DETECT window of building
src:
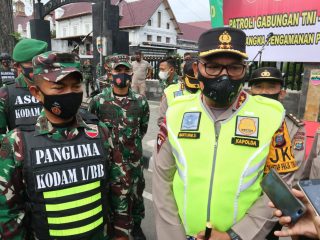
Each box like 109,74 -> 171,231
167,23 -> 170,29
166,37 -> 170,43
157,36 -> 162,42
147,35 -> 152,41
73,25 -> 78,36
158,11 -> 161,28
63,27 -> 67,37
148,19 -> 152,26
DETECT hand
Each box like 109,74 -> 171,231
268,188 -> 320,239
196,229 -> 231,240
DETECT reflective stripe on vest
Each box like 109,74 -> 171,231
22,128 -> 108,239
167,93 -> 284,235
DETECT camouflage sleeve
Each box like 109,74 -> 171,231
0,129 -> 26,239
0,87 -> 8,134
140,97 -> 150,138
88,96 -> 100,117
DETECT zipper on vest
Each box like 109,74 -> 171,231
206,134 -> 219,224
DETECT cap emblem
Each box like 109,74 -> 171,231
261,70 -> 271,77
218,31 -> 232,49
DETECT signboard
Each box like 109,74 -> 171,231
224,0 -> 320,62
96,36 -> 107,56
310,69 -> 320,86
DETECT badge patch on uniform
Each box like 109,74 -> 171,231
293,138 -> 304,151
181,112 -> 201,131
178,132 -> 200,139
235,116 -> 259,138
157,134 -> 165,153
275,133 -> 286,147
174,90 -> 183,98
85,124 -> 99,138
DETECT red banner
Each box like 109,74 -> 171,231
223,0 -> 320,62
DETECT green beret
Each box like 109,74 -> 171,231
13,38 -> 48,63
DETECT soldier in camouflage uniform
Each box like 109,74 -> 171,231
0,51 -> 121,240
96,56 -> 113,92
88,54 -> 150,240
0,53 -> 16,86
82,59 -> 95,97
0,39 -> 47,137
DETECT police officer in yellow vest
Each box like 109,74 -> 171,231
249,67 -> 306,184
152,27 -> 298,240
157,58 -> 200,126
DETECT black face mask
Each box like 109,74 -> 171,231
112,73 -> 132,88
253,93 -> 280,101
21,66 -> 33,81
198,72 -> 244,106
39,89 -> 83,119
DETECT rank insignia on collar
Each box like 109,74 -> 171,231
181,112 -> 201,131
85,124 -> 99,138
174,90 -> 183,98
235,116 -> 259,138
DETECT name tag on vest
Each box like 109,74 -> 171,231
34,160 -> 105,192
31,142 -> 104,168
15,106 -> 41,119
232,137 -> 259,148
178,132 -> 200,139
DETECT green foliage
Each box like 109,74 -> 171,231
10,32 -> 22,43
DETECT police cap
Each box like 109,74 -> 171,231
198,27 -> 248,59
249,67 -> 284,86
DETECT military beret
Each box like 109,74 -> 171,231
249,67 -> 284,86
33,51 -> 82,82
13,38 -> 48,63
198,27 -> 248,59
109,54 -> 132,69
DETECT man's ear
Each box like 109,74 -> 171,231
29,85 -> 43,103
192,62 -> 198,78
279,89 -> 286,101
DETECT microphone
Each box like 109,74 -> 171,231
266,32 -> 274,41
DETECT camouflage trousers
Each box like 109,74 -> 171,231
110,150 -> 145,238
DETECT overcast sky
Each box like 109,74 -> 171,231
39,0 -> 211,23
167,0 -> 211,23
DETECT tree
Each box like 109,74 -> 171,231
0,0 -> 15,54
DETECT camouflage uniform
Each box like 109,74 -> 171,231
0,73 -> 41,137
0,111 -> 114,240
88,87 -> 150,237
82,61 -> 94,97
159,72 -> 179,91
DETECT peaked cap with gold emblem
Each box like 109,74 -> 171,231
198,27 -> 248,59
249,67 -> 284,86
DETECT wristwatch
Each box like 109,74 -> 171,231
226,229 -> 242,240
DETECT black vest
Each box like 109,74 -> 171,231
7,84 -> 42,130
0,68 -> 15,86
22,126 -> 109,240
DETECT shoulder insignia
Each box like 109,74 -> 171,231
85,124 -> 99,138
286,113 -> 305,127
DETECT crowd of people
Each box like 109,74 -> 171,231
0,26 -> 318,240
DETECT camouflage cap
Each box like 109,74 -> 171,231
33,51 -> 82,82
109,54 -> 132,69
13,38 -> 48,63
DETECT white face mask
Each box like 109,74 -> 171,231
158,70 -> 170,81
